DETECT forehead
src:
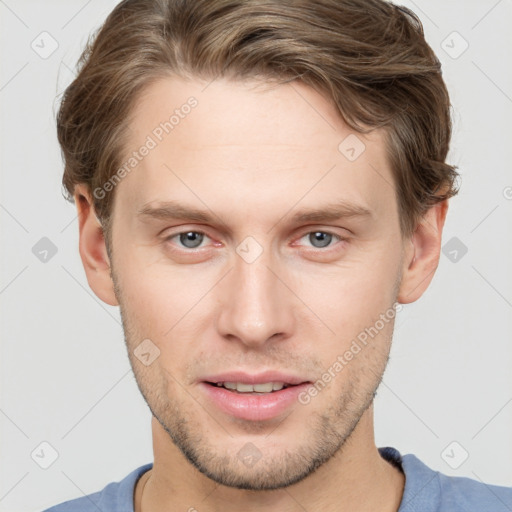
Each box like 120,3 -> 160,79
116,75 -> 396,226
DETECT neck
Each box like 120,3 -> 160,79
135,406 -> 404,512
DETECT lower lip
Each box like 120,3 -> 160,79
199,382 -> 310,421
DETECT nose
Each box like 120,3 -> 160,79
216,246 -> 295,348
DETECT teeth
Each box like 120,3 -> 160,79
216,382 -> 287,393
253,382 -> 274,393
236,382 -> 255,392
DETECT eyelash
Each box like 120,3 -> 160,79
163,230 -> 346,251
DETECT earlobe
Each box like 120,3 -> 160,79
397,200 -> 449,304
74,184 -> 119,307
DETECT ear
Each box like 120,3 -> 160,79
74,183 -> 118,306
397,199 -> 449,304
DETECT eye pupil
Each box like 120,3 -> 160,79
179,231 -> 204,248
309,231 -> 332,248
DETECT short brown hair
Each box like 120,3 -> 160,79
57,0 -> 459,248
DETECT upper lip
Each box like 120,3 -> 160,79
200,371 -> 311,386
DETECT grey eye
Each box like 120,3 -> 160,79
308,231 -> 333,248
179,231 -> 205,249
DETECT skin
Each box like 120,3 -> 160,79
74,76 -> 448,512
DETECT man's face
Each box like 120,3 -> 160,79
109,76 -> 406,490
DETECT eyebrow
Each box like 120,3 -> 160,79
137,201 -> 213,223
289,201 -> 372,223
136,199 -> 373,225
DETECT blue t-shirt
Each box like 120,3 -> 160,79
42,447 -> 512,511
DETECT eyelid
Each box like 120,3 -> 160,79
293,224 -> 350,239
164,229 -> 207,238
293,230 -> 346,248
162,227 -> 348,251
163,228 -> 215,250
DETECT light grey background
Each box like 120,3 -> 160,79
1,1 -> 511,511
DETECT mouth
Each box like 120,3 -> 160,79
204,381 -> 297,394
198,372 -> 312,421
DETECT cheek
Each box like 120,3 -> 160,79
117,257 -> 219,373
117,252 -> 196,326
286,249 -> 401,382
117,231 -> 402,350
296,254 -> 400,331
